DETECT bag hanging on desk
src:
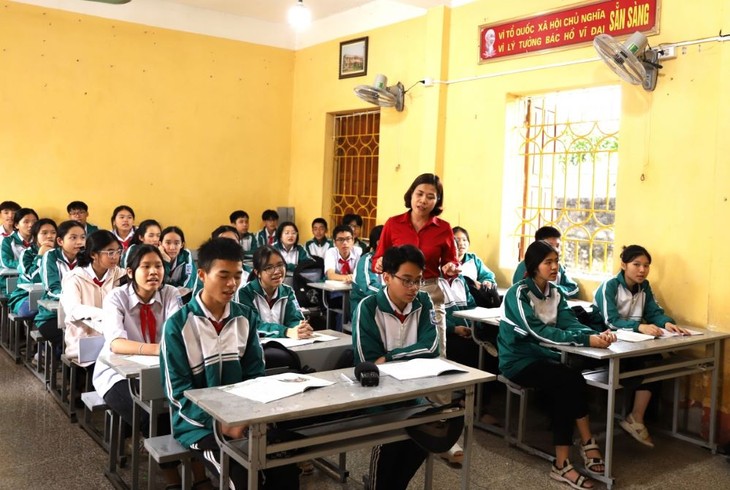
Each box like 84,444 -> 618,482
293,257 -> 324,308
464,277 -> 501,309
405,403 -> 464,453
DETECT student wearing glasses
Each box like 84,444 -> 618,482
237,245 -> 312,339
66,201 -> 99,235
352,244 -> 437,490
324,224 -> 361,282
61,230 -> 126,358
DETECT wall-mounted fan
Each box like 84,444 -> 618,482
594,32 -> 662,91
354,74 -> 405,112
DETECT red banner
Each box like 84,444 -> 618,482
479,0 -> 660,63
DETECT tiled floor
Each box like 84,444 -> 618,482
0,350 -> 729,489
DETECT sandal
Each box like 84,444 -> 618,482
439,443 -> 464,466
579,438 -> 605,475
619,414 -> 654,448
550,459 -> 593,489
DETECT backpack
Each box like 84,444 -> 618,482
292,257 -> 324,308
464,276 -> 501,309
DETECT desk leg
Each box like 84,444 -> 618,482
461,384 -> 475,490
709,340 -> 720,453
249,423 -> 266,490
130,390 -> 140,490
603,358 -> 619,488
321,290 -> 331,330
213,424 -> 230,490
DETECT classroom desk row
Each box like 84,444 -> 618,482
453,305 -> 730,489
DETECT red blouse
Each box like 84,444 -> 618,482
373,211 -> 458,279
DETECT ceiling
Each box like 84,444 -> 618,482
14,0 -> 474,49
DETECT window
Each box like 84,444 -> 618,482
330,110 -> 380,236
501,86 -> 621,275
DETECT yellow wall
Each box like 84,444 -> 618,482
4,0 -> 730,435
0,2 -> 294,247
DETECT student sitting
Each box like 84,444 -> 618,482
159,226 -> 197,292
352,244 -> 437,490
92,245 -> 208,488
7,218 -> 57,317
272,221 -> 311,287
342,213 -> 369,254
229,209 -> 256,260
1,207 -> 38,271
110,205 -> 136,251
512,226 -> 579,298
66,200 -> 99,235
304,217 -> 333,259
122,219 -> 162,268
324,224 -> 361,283
453,226 -> 498,290
238,245 -> 312,339
499,240 -> 613,490
34,220 -> 87,351
62,231 -> 126,359
0,200 -> 21,295
350,225 -> 383,311
592,244 -> 688,448
161,238 -> 299,489
256,209 -> 279,248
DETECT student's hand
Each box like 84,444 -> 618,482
158,245 -> 171,263
296,320 -> 314,339
664,322 -> 689,335
599,329 -> 617,343
638,324 -> 662,337
374,257 -> 383,274
482,281 -> 494,290
38,243 -> 54,255
589,335 -> 611,349
441,262 -> 460,277
454,326 -> 472,338
218,422 -> 247,440
344,274 -> 353,283
473,281 -> 482,290
374,356 -> 387,365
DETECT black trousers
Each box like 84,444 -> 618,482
369,439 -> 427,490
104,379 -> 171,439
37,318 -> 63,346
190,434 -> 299,490
510,359 -> 589,446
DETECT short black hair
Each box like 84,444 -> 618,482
0,201 -> 21,212
332,224 -> 353,240
382,245 -> 425,275
66,201 -> 88,213
211,225 -> 240,240
197,238 -> 244,272
524,240 -> 558,278
342,213 -> 363,227
621,245 -> 652,264
132,219 -> 162,245
452,226 -> 470,242
57,220 -> 85,240
78,230 -> 119,267
30,218 -> 57,243
262,209 -> 279,221
161,226 -> 186,244
535,226 -> 561,241
229,210 -> 249,223
251,245 -> 286,279
13,208 -> 38,226
311,217 -> 328,230
110,205 -> 135,227
403,173 -> 444,216
275,221 -> 299,246
369,225 -> 384,253
126,244 -> 165,294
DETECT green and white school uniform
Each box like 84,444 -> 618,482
304,237 -> 333,259
7,245 -> 43,314
34,248 -> 78,327
460,252 -> 497,287
164,249 -> 198,290
237,280 -> 304,338
239,232 -> 257,259
0,231 -> 30,270
512,260 -> 579,298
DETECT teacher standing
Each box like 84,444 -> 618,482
373,173 -> 460,357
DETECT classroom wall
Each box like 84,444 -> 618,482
0,1 -> 294,247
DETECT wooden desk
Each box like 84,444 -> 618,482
186,362 -> 494,490
306,281 -> 352,332
546,328 -> 730,489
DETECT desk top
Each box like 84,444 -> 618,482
545,327 -> 730,360
307,281 -> 353,292
38,299 -> 59,311
100,353 -> 159,379
185,361 -> 494,427
0,268 -> 19,277
18,283 -> 44,292
453,307 -> 501,323
567,299 -> 593,311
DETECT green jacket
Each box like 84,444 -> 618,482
591,271 -> 674,332
160,294 -> 265,448
512,260 -> 579,298
0,231 -> 29,270
165,248 -> 197,290
352,288 -> 439,364
34,248 -> 78,326
8,244 -> 43,313
439,276 -> 476,334
460,252 -> 497,286
498,277 -> 598,380
350,252 -> 382,309
237,279 -> 304,337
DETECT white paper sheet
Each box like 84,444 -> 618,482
377,358 -> 468,381
221,373 -> 333,403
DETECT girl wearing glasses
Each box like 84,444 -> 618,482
237,245 -> 312,339
61,230 -> 127,359
159,226 -> 198,292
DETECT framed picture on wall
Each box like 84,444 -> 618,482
339,37 -> 368,79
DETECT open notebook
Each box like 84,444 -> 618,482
220,372 -> 333,403
377,358 -> 468,381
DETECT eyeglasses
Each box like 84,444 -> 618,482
335,237 -> 353,243
393,274 -> 425,289
262,263 -> 286,274
68,210 -> 87,216
99,249 -> 123,258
